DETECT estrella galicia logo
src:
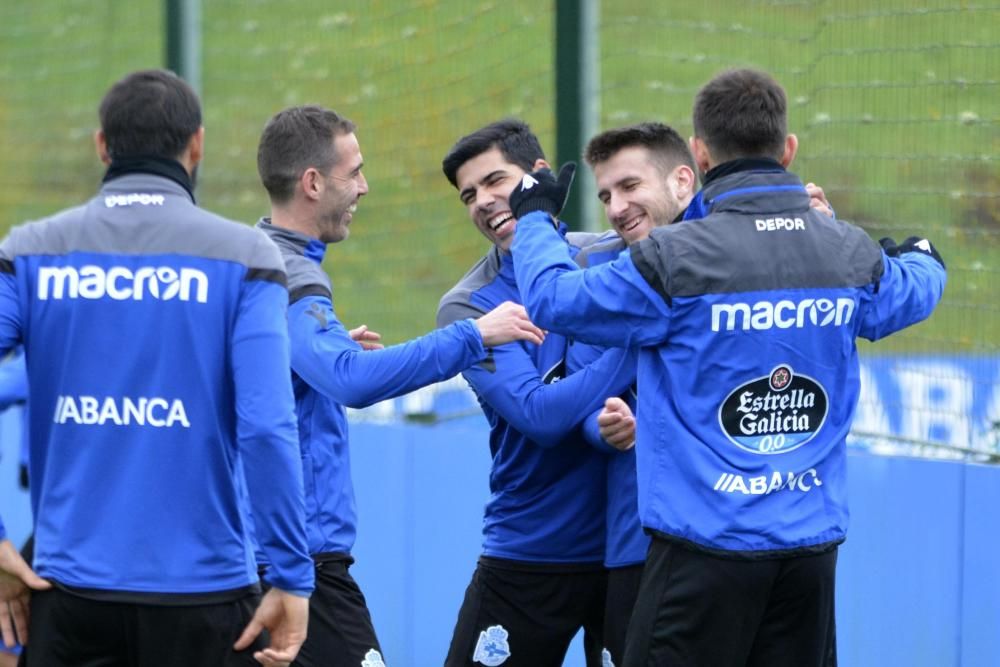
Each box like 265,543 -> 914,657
718,365 -> 828,455
473,625 -> 511,665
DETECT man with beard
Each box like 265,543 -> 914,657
254,105 -> 546,667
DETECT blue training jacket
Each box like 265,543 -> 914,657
512,165 -> 946,556
0,171 -> 314,597
258,220 -> 492,558
437,229 -> 636,564
570,232 -> 647,568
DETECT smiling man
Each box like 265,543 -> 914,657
568,122 -> 697,667
254,106 -> 545,667
437,119 -> 637,667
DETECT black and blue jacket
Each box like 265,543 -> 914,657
512,162 -> 946,556
0,168 -> 314,597
570,233 -> 647,568
257,220 -> 492,559
437,229 -> 636,564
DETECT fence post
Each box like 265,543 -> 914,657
165,0 -> 202,96
555,0 -> 600,232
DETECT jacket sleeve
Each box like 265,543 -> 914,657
289,295 -> 487,409
0,241 -> 22,537
0,350 -> 27,410
512,212 -> 672,348
857,251 -> 946,341
231,270 -> 314,597
463,341 -> 637,448
0,238 -> 23,362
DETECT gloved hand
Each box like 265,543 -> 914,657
879,236 -> 945,268
508,163 -> 577,221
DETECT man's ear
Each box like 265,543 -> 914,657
300,167 -> 323,202
670,164 -> 697,201
780,133 -> 798,168
689,136 -> 712,174
531,158 -> 551,171
175,127 -> 205,177
94,129 -> 111,166
187,126 -> 205,167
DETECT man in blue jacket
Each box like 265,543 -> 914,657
437,119 -> 637,667
253,105 -> 545,667
571,121 -> 698,667
0,70 -> 314,666
509,69 -> 946,666
576,122 -> 834,667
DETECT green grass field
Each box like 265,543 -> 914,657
0,0 -> 996,352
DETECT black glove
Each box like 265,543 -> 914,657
508,163 -> 577,221
879,236 -> 945,268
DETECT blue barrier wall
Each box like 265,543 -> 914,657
2,412 -> 999,665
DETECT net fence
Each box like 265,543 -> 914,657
0,0 -> 996,455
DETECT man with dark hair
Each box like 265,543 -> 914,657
577,120 -> 832,666
437,119 -> 637,667
0,69 -> 315,666
583,122 -> 697,245
571,121 -> 697,667
254,105 -> 546,667
508,68 -> 946,666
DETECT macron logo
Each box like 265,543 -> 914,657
711,297 -> 855,332
915,239 -> 931,252
38,265 -> 209,303
520,174 -> 538,190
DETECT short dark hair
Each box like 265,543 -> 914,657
257,105 -> 357,204
692,68 -> 787,163
98,69 -> 202,160
584,122 -> 695,176
442,119 -> 545,188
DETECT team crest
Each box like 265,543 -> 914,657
602,648 -> 616,667
361,649 -> 386,667
473,625 -> 511,665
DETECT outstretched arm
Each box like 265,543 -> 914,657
290,296 -> 542,409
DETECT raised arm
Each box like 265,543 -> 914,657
512,210 -> 672,348
858,236 -> 947,341
506,167 -> 673,347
